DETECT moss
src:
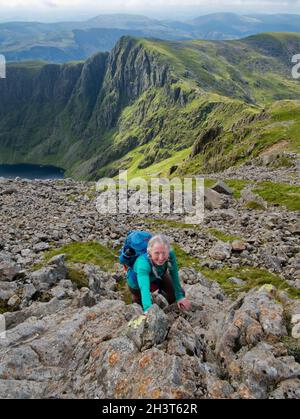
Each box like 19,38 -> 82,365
204,179 -> 216,188
0,300 -> 15,314
281,337 -> 300,363
208,228 -> 242,242
116,278 -> 133,305
67,267 -> 89,289
245,200 -> 266,210
0,300 -> 8,315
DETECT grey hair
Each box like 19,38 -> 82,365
147,234 -> 170,253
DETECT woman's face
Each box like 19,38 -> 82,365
149,243 -> 169,265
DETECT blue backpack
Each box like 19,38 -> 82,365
119,230 -> 152,287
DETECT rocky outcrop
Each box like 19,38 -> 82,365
190,126 -> 223,159
91,37 -> 170,131
1,260 -> 299,399
0,175 -> 299,398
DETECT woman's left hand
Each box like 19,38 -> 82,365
177,297 -> 192,311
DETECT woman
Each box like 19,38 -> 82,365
127,234 -> 191,314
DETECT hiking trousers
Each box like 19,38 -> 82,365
128,270 -> 178,307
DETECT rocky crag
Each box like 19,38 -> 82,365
0,157 -> 299,399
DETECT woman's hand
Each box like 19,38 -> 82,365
177,297 -> 192,311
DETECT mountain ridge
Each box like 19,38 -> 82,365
0,33 -> 300,180
1,13 -> 300,63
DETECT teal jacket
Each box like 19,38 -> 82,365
127,249 -> 185,312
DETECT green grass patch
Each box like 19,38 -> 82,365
36,241 -> 119,272
66,194 -> 77,202
245,200 -> 266,210
204,178 -> 216,188
172,244 -> 300,299
200,266 -> 300,299
208,228 -> 242,242
269,156 -> 295,169
143,217 -> 202,230
67,266 -> 89,289
253,182 -> 300,211
224,179 -> 251,199
171,243 -> 201,269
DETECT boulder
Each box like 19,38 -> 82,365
232,240 -> 246,252
214,286 -> 288,368
0,188 -> 17,195
126,304 -> 169,351
241,188 -> 267,209
229,343 -> 300,399
270,379 -> 300,399
0,282 -> 18,302
30,254 -> 67,290
167,317 -> 204,359
212,181 -> 233,196
204,188 -> 222,210
209,242 -> 232,261
0,252 -> 21,282
228,277 -> 246,286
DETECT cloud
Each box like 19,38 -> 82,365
1,0 -> 300,8
43,0 -> 58,7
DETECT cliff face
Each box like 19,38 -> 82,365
0,61 -> 82,161
88,37 -> 169,132
0,36 -> 173,177
66,52 -> 109,134
0,33 -> 300,179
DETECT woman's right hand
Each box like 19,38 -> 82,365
177,297 -> 192,311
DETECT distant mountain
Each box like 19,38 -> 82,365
0,13 -> 300,62
186,13 -> 300,40
0,32 -> 300,180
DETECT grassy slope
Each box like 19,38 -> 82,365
84,33 -> 300,180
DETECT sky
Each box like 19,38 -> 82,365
0,0 -> 300,22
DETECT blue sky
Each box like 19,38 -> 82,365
0,0 -> 299,22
